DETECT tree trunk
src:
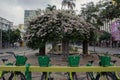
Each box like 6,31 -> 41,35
39,43 -> 46,56
52,41 -> 56,53
83,40 -> 89,55
62,40 -> 69,58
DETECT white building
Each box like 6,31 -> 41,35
0,17 -> 13,48
0,17 -> 13,30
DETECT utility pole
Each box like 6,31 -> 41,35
0,26 -> 2,48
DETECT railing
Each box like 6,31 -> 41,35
1,66 -> 120,72
0,65 -> 120,80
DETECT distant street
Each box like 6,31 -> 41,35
78,46 -> 120,55
0,47 -> 38,54
0,47 -> 38,58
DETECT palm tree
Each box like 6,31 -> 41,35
46,4 -> 56,11
112,0 -> 120,5
61,0 -> 76,10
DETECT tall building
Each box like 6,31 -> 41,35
0,17 -> 13,48
24,10 -> 39,30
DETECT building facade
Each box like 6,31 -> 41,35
0,17 -> 13,48
24,10 -> 39,30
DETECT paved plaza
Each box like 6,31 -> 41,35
0,46 -> 120,55
0,46 -> 120,80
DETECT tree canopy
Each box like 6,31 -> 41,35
81,1 -> 104,29
26,10 -> 95,53
1,29 -> 21,48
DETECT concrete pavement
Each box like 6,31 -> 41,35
88,46 -> 120,54
0,46 -> 120,59
0,46 -> 120,55
0,47 -> 38,54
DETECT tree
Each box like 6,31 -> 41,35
45,4 -> 57,51
2,30 -> 9,43
2,30 -> 9,48
81,2 -> 104,28
112,0 -> 120,6
1,29 -> 21,47
81,2 -> 104,54
10,29 -> 21,44
26,10 -> 95,55
61,0 -> 76,10
99,30 -> 111,41
97,0 -> 120,20
61,0 -> 76,56
26,10 -> 62,55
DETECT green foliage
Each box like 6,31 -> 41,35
89,29 -> 96,41
1,29 -> 21,44
81,0 -> 120,29
9,29 -> 21,43
99,31 -> 111,40
97,0 -> 120,20
80,0 -> 120,43
81,2 -> 104,29
2,30 -> 9,43
113,0 -> 120,5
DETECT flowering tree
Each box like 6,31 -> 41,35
26,10 -> 95,55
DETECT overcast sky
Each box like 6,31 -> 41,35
0,0 -> 99,25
